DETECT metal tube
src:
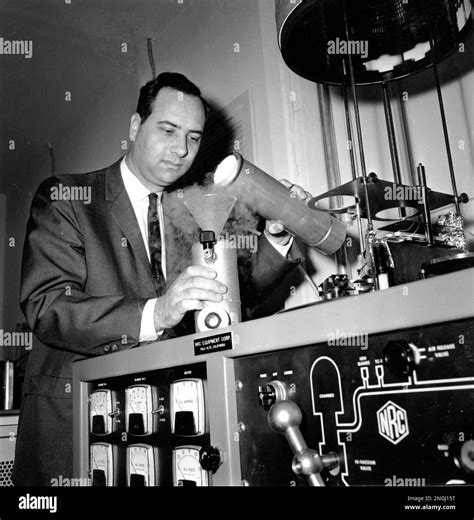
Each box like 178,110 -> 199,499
429,38 -> 461,215
382,82 -> 402,185
342,2 -> 374,232
214,153 -> 346,255
341,61 -> 358,181
317,82 -> 350,275
396,81 -> 417,186
417,163 -> 434,246
382,82 -> 406,219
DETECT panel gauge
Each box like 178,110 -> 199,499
170,378 -> 205,436
126,444 -> 157,486
89,389 -> 116,435
125,384 -> 158,435
173,446 -> 209,487
90,442 -> 115,486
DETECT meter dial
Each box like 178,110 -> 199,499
90,443 -> 115,486
125,384 -> 156,435
170,378 -> 205,436
90,389 -> 115,435
173,446 -> 209,487
126,444 -> 156,486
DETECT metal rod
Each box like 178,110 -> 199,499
429,38 -> 461,215
396,81 -> 416,186
317,82 -> 350,275
342,10 -> 367,178
356,201 -> 365,257
382,82 -> 406,219
382,82 -> 402,185
341,61 -> 358,181
417,163 -> 434,246
342,1 -> 374,233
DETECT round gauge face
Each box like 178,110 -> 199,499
91,444 -> 108,472
174,447 -> 207,487
91,390 -> 108,416
173,380 -> 199,417
126,386 -> 148,415
128,445 -> 152,485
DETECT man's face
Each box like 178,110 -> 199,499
127,87 -> 206,191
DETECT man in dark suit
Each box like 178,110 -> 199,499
13,72 -> 305,486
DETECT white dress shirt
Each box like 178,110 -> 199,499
121,157 -> 292,342
121,159 -> 163,341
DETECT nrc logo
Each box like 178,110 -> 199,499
376,401 -> 409,445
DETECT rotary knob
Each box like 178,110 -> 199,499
455,440 -> 474,473
199,445 -> 222,473
383,340 -> 420,377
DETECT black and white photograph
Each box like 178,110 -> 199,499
0,0 -> 473,515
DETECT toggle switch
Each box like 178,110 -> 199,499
258,380 -> 288,410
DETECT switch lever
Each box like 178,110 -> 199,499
267,400 -> 339,487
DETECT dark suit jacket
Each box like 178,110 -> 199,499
13,159 -> 300,486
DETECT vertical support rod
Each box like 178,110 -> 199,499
396,81 -> 417,186
417,163 -> 434,246
341,62 -> 358,181
317,82 -> 351,276
382,82 -> 402,185
382,82 -> 406,219
342,1 -> 374,233
429,38 -> 461,215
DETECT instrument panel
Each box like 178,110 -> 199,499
86,363 -> 211,486
234,318 -> 474,486
74,270 -> 474,487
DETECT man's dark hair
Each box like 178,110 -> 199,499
136,72 -> 210,123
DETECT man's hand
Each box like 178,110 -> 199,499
265,179 -> 312,247
153,266 -> 228,331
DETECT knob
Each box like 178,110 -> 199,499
383,340 -> 420,377
258,380 -> 288,409
199,445 -> 222,473
455,440 -> 474,473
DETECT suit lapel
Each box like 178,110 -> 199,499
105,161 -> 154,289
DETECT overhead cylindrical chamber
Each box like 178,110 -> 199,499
214,152 -> 346,255
275,0 -> 472,85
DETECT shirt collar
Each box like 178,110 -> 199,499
120,157 -> 162,203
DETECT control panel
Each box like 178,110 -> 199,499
234,318 -> 474,486
74,269 -> 474,486
86,362 -> 219,486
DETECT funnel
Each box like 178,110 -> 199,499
184,194 -> 237,237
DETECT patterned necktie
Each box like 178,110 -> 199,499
147,193 -> 166,295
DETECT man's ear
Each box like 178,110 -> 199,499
129,113 -> 141,142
